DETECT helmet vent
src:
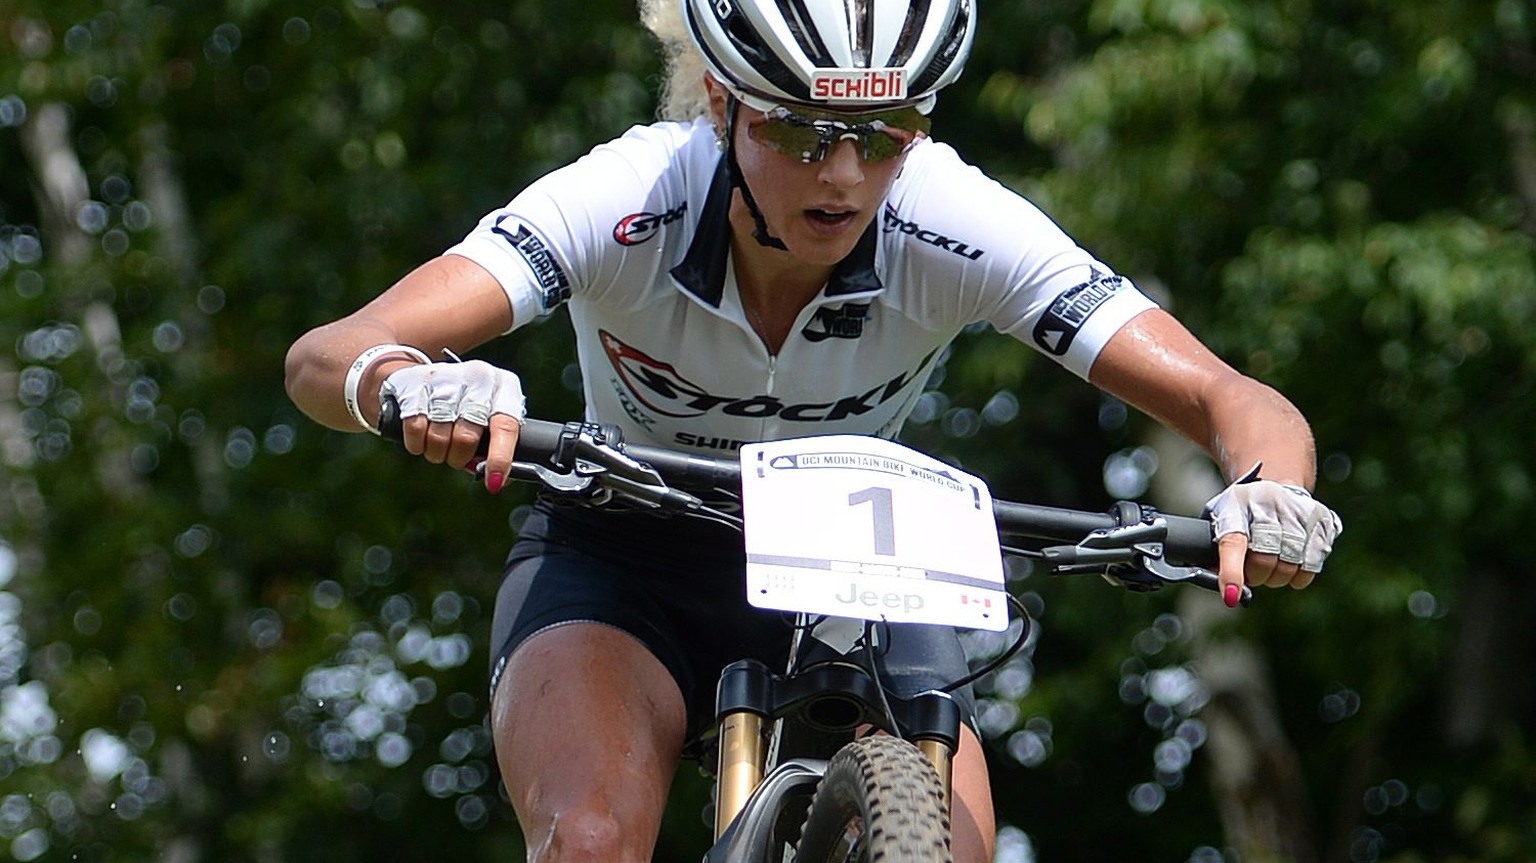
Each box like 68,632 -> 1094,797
908,0 -> 968,95
775,0 -> 835,67
888,0 -> 931,67
725,11 -> 807,98
850,0 -> 873,67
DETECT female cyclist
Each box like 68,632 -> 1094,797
285,0 -> 1343,860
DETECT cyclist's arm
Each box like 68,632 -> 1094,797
284,254 -> 518,468
1087,308 -> 1320,592
1087,308 -> 1316,488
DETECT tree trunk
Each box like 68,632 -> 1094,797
1147,424 -> 1320,863
1442,566 -> 1536,749
19,102 -> 149,499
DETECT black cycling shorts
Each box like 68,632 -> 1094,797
489,499 -> 978,744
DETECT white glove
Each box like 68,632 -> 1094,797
379,359 -> 526,427
1204,467 -> 1343,573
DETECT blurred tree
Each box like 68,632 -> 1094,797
0,1 -> 650,860
955,1 -> 1536,862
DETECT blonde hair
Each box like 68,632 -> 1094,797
639,0 -> 711,121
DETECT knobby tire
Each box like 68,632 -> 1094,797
794,735 -> 952,863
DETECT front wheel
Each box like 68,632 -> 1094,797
793,735 -> 951,863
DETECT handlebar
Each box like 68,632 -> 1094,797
378,399 -> 1242,603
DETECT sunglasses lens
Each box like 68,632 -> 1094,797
750,120 -> 829,162
861,124 -> 916,161
747,107 -> 929,163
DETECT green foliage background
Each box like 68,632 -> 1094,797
1,1 -> 1532,861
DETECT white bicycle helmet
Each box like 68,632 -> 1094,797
682,0 -> 975,113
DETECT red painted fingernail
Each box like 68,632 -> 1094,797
1224,585 -> 1240,608
486,472 -> 504,494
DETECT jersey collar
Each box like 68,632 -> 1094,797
669,158 -> 884,307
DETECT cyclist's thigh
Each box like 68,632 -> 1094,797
489,501 -> 789,740
493,621 -> 687,859
951,723 -> 996,863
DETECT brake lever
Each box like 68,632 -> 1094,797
1137,555 -> 1253,606
499,424 -> 705,514
1095,547 -> 1252,606
507,461 -> 601,496
1042,517 -> 1252,605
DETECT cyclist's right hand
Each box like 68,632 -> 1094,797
380,359 -> 526,492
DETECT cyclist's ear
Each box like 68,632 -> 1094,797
704,74 -> 730,133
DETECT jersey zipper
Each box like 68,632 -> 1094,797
760,352 -> 776,441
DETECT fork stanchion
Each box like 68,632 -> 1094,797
714,711 -> 766,840
915,738 -> 954,811
908,690 -> 961,813
714,660 -> 772,840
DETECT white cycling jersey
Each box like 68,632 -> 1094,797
446,119 -> 1157,454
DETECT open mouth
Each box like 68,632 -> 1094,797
806,208 -> 857,230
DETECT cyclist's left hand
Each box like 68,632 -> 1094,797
1204,469 -> 1343,607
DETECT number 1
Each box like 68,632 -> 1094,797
848,486 -> 896,556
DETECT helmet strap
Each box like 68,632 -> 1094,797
723,94 -> 789,252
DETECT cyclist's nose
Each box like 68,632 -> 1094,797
817,138 -> 865,187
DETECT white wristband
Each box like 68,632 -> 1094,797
344,343 -> 431,434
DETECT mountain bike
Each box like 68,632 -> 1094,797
379,405 -> 1241,862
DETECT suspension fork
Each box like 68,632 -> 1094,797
915,737 -> 955,810
713,661 -> 964,836
714,711 -> 766,840
909,690 -> 961,811
714,661 -> 772,840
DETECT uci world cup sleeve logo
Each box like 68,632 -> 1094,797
1032,268 -> 1125,356
491,215 -> 570,310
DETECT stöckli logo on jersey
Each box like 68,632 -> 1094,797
599,330 -> 931,423
613,202 -> 688,246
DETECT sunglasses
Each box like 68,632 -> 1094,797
745,104 -> 931,164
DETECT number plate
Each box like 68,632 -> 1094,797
739,436 -> 1009,631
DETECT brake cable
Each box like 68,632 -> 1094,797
939,593 -> 1032,695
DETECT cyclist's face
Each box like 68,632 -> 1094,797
712,85 -> 916,267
